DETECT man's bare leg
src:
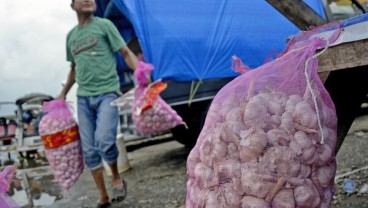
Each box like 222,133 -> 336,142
91,167 -> 109,204
108,160 -> 127,203
108,161 -> 123,188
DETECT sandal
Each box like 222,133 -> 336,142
96,202 -> 111,208
111,180 -> 127,203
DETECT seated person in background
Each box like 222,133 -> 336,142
34,112 -> 45,135
22,111 -> 35,135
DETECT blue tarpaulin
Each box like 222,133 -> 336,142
97,0 -> 326,82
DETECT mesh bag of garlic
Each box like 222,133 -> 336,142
39,99 -> 84,190
132,61 -> 185,135
186,32 -> 341,207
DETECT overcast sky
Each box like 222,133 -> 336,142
0,0 -> 78,115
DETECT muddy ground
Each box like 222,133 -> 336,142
47,116 -> 368,208
50,137 -> 189,208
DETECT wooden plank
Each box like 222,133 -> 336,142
266,0 -> 327,30
318,39 -> 368,72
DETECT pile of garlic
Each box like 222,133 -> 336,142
187,89 -> 337,208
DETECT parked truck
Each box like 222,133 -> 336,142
93,0 -> 331,147
92,0 -> 366,150
100,0 -> 368,154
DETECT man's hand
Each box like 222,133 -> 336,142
58,93 -> 67,100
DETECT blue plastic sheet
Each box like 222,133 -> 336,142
101,0 -> 326,82
341,13 -> 368,27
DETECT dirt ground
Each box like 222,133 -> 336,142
48,116 -> 368,208
332,115 -> 368,208
50,138 -> 189,208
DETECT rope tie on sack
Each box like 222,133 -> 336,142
303,38 -> 330,144
189,79 -> 203,106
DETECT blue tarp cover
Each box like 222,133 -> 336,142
341,12 -> 368,27
102,0 -> 326,82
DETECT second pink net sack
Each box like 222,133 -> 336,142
39,100 -> 84,190
132,61 -> 185,135
186,35 -> 338,207
0,166 -> 20,208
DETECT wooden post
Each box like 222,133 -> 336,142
266,0 -> 327,30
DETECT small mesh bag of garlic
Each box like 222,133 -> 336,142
132,61 -> 185,135
39,99 -> 84,190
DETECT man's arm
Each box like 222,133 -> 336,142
119,45 -> 138,71
58,62 -> 76,100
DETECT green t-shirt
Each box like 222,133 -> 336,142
66,17 -> 126,96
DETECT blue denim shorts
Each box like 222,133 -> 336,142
77,92 -> 120,170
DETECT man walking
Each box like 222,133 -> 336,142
59,0 -> 138,207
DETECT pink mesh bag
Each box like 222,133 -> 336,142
39,100 -> 84,190
132,61 -> 185,135
39,100 -> 76,135
0,166 -> 20,208
186,31 -> 340,207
